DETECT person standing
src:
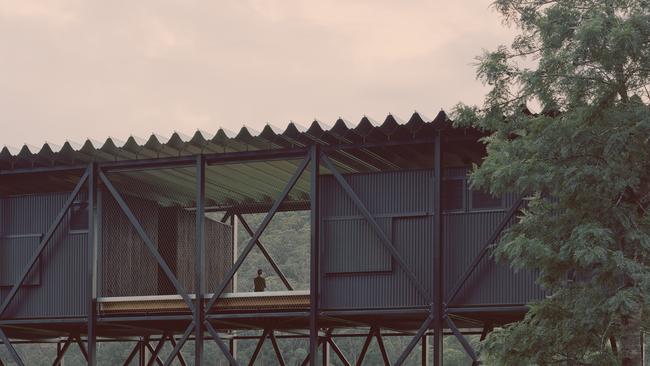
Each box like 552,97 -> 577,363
253,269 -> 266,292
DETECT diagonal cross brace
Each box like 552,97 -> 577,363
0,327 -> 24,366
237,214 -> 293,291
321,154 -> 431,301
204,321 -> 239,366
445,198 -> 523,304
0,169 -> 89,318
205,154 -> 311,311
446,315 -> 480,363
394,313 -> 435,366
99,170 -> 195,313
163,322 -> 194,366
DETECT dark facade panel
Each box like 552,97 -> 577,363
0,192 -> 88,319
443,192 -> 545,306
0,236 -> 41,287
320,170 -> 434,309
322,217 -> 392,274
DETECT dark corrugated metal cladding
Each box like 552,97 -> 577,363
319,169 -> 434,309
0,191 -> 88,318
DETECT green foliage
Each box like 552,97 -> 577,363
454,0 -> 650,364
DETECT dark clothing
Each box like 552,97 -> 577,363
254,276 -> 266,292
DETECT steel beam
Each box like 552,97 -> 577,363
394,314 -> 435,366
123,342 -> 141,366
237,214 -> 293,290
195,155 -> 206,366
144,343 -> 163,366
204,321 -> 238,366
374,328 -> 390,366
355,329 -> 374,366
163,322 -> 194,366
269,331 -> 286,366
247,329 -> 270,366
146,335 -> 167,366
52,335 -> 74,366
168,335 -> 187,366
75,336 -> 89,362
327,338 -> 351,366
205,153 -> 311,311
99,170 -> 195,313
446,316 -> 480,364
0,327 -> 24,366
309,145 -> 320,366
321,154 -> 430,300
0,170 -> 88,318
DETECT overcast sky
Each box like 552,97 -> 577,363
0,0 -> 515,151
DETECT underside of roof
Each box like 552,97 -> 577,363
0,111 -> 487,210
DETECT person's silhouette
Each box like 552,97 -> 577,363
254,269 -> 266,292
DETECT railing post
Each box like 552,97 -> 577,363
309,145 -> 320,366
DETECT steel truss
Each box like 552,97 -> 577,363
0,137 -> 523,365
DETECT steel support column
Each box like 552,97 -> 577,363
432,132 -> 443,366
229,332 -> 237,362
309,145 -> 320,366
87,163 -> 98,366
195,155 -> 206,366
421,335 -> 429,366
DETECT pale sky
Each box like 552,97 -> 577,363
0,0 -> 515,151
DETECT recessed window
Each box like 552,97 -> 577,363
70,202 -> 89,231
442,179 -> 464,211
471,189 -> 502,210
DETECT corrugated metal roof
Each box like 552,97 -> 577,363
0,111 -> 475,170
0,111 -> 486,210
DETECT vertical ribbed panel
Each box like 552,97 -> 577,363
0,192 -> 88,318
320,169 -> 434,309
0,237 -> 41,286
320,170 -> 434,218
444,191 -> 544,306
323,218 -> 392,274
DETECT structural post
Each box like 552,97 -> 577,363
309,145 -> 320,366
195,155 -> 206,366
432,132 -> 443,366
229,332 -> 237,361
421,335 -> 429,366
87,163 -> 98,366
230,214 -> 238,292
322,337 -> 330,366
